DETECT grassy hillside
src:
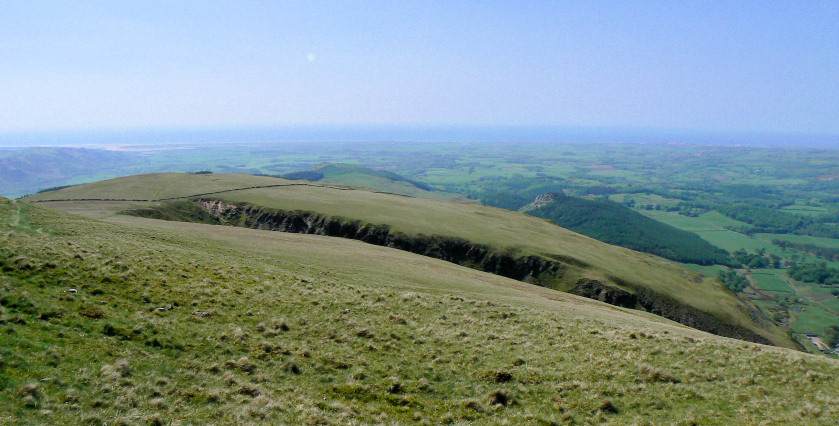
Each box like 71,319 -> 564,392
283,162 -> 460,199
521,193 -> 734,266
3,196 -> 839,423
25,173 -> 795,348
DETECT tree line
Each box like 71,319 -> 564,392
526,193 -> 735,266
772,240 -> 839,262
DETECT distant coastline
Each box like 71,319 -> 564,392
1,125 -> 837,149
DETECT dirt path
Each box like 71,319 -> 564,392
9,208 -> 19,227
805,335 -> 836,354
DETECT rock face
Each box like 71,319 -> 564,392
533,193 -> 559,203
519,192 -> 560,212
570,278 -> 771,344
194,200 -> 569,285
127,199 -> 773,345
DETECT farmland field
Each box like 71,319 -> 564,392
791,305 -> 835,335
752,271 -> 795,293
759,233 -> 839,249
638,210 -> 777,253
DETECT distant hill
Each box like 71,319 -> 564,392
0,148 -> 139,198
521,193 -> 734,266
281,162 -> 457,199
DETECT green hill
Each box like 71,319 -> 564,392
4,190 -> 839,423
281,162 -> 458,199
521,193 -> 735,266
25,173 -> 794,349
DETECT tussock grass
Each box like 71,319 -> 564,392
0,198 -> 837,423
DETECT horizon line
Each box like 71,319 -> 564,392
1,124 -> 838,149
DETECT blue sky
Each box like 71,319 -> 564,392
1,1 -> 838,135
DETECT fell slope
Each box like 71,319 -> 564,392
520,193 -> 734,266
2,196 -> 839,423
0,148 -> 139,198
25,173 -> 794,348
283,162 -> 458,199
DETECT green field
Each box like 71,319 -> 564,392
679,263 -> 727,278
752,271 -> 795,293
759,233 -> 839,249
781,204 -> 830,216
639,210 -> 779,254
609,193 -> 681,207
292,163 -> 464,200
793,283 -> 839,313
698,211 -> 753,229
637,210 -> 839,347
791,305 -> 836,335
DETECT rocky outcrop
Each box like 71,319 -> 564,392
570,278 -> 772,345
534,193 -> 559,203
519,192 -> 560,212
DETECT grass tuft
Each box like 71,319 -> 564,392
639,364 -> 679,383
598,398 -> 618,414
485,370 -> 514,383
486,389 -> 512,407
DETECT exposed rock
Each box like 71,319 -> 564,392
518,192 -> 560,212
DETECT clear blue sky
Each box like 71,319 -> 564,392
1,1 -> 838,135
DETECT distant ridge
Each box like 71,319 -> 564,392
281,162 -> 455,199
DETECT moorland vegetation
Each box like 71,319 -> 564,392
2,194 -> 839,423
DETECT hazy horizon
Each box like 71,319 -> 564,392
2,125 -> 839,150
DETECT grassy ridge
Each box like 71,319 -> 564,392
25,173 -> 795,348
2,197 -> 839,423
282,163 -> 461,199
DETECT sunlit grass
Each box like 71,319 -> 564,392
25,173 -> 795,348
1,197 -> 838,423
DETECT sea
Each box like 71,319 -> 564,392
0,125 -> 837,150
